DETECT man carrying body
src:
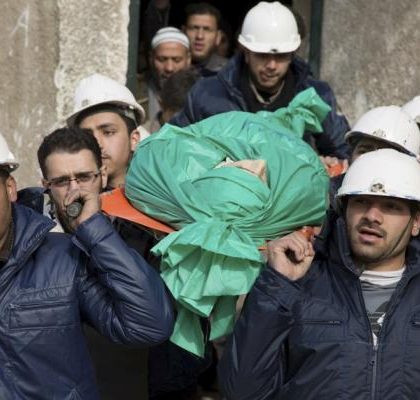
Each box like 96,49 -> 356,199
172,1 -> 350,160
36,126 -> 163,399
219,148 -> 420,399
0,131 -> 173,398
67,73 -> 149,190
67,77 -> 210,399
67,73 -> 159,258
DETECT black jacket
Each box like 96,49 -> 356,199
0,204 -> 173,399
17,187 -> 210,397
219,211 -> 420,399
171,54 -> 350,159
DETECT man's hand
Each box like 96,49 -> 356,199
63,188 -> 101,231
267,231 -> 315,281
319,156 -> 349,177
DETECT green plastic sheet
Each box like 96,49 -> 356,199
125,88 -> 331,356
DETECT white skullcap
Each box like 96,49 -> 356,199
151,27 -> 190,49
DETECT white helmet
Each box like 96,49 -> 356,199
238,1 -> 301,53
337,149 -> 420,203
67,73 -> 146,127
402,96 -> 420,124
345,105 -> 420,156
0,133 -> 18,171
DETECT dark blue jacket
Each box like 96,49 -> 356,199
219,211 -> 420,399
17,187 -> 209,397
1,204 -> 173,399
171,54 -> 350,159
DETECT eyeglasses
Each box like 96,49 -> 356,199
46,171 -> 101,188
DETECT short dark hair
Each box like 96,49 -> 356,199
184,2 -> 221,28
0,168 -> 10,181
160,68 -> 200,112
74,104 -> 137,135
37,127 -> 102,178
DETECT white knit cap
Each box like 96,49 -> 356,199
151,27 -> 190,49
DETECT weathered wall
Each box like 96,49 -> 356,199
0,2 -> 59,188
56,0 -> 130,123
0,1 -> 130,188
321,0 -> 420,125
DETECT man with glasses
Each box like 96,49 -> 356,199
35,126 -> 164,399
38,128 -> 106,233
0,130 -> 173,399
182,2 -> 227,77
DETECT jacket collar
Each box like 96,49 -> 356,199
219,53 -> 311,89
7,203 -> 56,269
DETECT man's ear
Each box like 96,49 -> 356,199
6,175 -> 17,202
100,165 -> 108,190
130,128 -> 141,151
215,30 -> 222,47
412,212 -> 420,236
41,178 -> 49,190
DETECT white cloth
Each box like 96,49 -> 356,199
360,267 -> 405,287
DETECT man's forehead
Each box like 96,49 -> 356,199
154,42 -> 190,57
187,14 -> 217,27
79,110 -> 125,128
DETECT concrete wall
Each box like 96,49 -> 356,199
0,2 -> 59,188
56,0 -> 130,123
0,1 -> 130,188
321,0 -> 420,125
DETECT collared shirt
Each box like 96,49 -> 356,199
240,66 -> 297,113
249,78 -> 285,105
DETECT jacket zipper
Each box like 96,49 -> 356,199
370,342 -> 378,400
300,319 -> 342,325
9,301 -> 72,310
356,273 -> 410,400
355,281 -> 377,400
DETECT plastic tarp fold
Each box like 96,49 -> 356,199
125,88 -> 330,356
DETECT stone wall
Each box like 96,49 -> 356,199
0,1 -> 130,188
321,0 -> 420,125
0,2 -> 59,188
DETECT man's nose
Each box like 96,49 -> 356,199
164,60 -> 175,73
68,176 -> 81,190
195,27 -> 204,39
266,57 -> 278,69
364,204 -> 383,224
